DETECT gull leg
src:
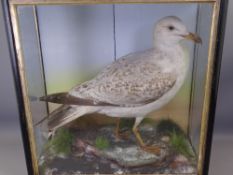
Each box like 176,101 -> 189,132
133,117 -> 161,155
115,118 -> 130,140
115,118 -> 121,139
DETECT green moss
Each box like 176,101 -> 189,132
156,120 -> 194,157
46,128 -> 74,155
157,119 -> 183,135
95,136 -> 110,150
169,130 -> 194,158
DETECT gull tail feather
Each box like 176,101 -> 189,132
34,104 -> 94,138
34,104 -> 85,132
47,105 -> 98,132
34,105 -> 70,126
48,106 -> 80,131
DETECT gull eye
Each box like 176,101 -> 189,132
168,25 -> 175,31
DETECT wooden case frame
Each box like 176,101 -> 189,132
2,0 -> 228,174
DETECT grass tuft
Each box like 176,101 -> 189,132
46,128 -> 74,155
169,130 -> 194,158
95,136 -> 110,150
156,119 -> 194,158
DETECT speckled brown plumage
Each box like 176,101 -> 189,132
69,49 -> 177,107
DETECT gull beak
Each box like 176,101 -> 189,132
183,32 -> 202,44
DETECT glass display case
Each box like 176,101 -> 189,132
4,0 -> 227,174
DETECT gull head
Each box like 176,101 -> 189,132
153,16 -> 202,48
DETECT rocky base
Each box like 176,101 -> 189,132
41,124 -> 197,174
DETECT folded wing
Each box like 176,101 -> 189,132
68,49 -> 177,107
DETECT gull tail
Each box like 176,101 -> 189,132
38,92 -> 109,134
48,105 -> 80,131
35,104 -> 98,135
48,105 -> 98,133
34,105 -> 77,129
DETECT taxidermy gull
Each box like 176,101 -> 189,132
39,16 -> 202,154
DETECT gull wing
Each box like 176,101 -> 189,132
69,49 -> 177,107
40,92 -> 118,106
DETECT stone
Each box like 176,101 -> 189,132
161,135 -> 170,143
174,154 -> 188,163
102,146 -> 168,167
74,125 -> 170,167
114,169 -> 124,175
75,138 -> 169,167
45,168 -> 58,175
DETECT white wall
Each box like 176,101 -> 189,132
0,2 -> 27,175
0,1 -> 232,175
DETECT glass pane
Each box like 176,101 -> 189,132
17,3 -> 213,174
17,6 -> 48,155
189,3 -> 213,153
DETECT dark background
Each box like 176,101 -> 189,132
0,1 -> 232,174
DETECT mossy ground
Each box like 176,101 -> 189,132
169,130 -> 194,157
95,136 -> 110,150
40,119 -> 196,174
157,119 -> 194,158
46,128 -> 75,155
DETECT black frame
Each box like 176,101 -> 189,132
2,0 -> 35,174
202,0 -> 228,174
